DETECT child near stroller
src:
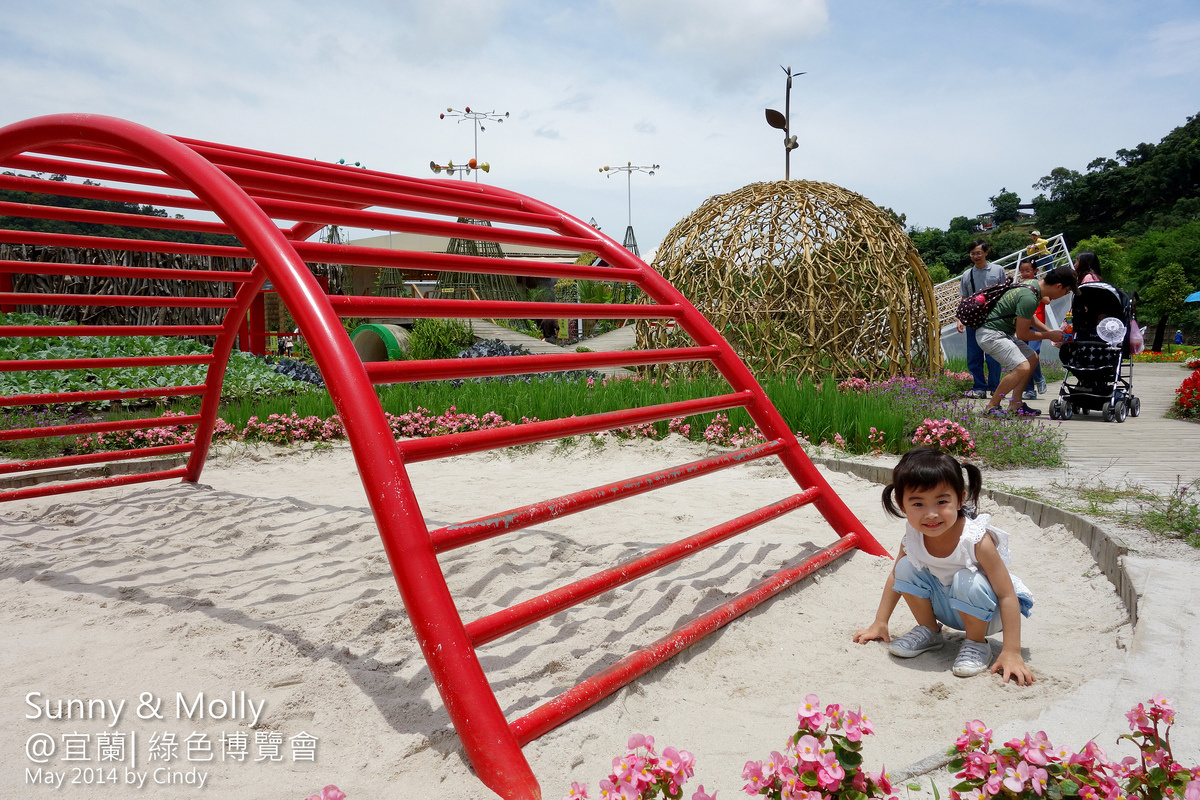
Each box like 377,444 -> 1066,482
1048,282 -> 1141,423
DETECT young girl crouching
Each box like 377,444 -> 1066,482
852,447 -> 1036,685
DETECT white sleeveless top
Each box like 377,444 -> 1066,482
902,513 -> 1032,599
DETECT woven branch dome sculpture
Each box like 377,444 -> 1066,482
639,180 -> 941,380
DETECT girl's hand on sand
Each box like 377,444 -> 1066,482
852,622 -> 890,644
991,652 -> 1035,686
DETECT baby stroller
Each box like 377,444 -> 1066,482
1047,282 -> 1140,423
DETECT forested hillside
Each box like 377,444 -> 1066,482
909,113 -> 1200,347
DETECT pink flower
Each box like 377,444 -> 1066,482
626,733 -> 655,753
1001,761 -> 1030,792
795,735 -> 822,763
661,747 -> 687,777
742,761 -> 766,793
1029,765 -> 1049,795
565,781 -> 589,799
305,787 -> 345,800
797,694 -> 824,729
692,786 -> 718,800
1017,732 -> 1052,766
1183,778 -> 1199,800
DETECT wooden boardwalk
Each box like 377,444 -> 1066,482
1038,361 -> 1198,491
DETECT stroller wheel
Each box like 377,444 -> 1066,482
1048,399 -> 1061,420
1103,401 -> 1115,423
1130,396 -> 1142,417
1115,400 -> 1128,423
1061,402 -> 1074,420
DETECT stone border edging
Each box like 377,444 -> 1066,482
808,454 -> 1139,627
0,455 -> 191,492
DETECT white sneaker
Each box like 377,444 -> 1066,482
888,625 -> 944,658
952,639 -> 992,677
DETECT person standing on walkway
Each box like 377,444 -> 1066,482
1027,230 -> 1052,272
979,264 -> 1077,417
958,240 -> 1007,399
1017,259 -> 1047,398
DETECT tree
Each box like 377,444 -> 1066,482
1141,262 -> 1195,351
881,206 -> 907,229
1071,236 -> 1129,289
989,188 -> 1021,224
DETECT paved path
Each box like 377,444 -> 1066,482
973,362 -> 1198,493
1040,362 -> 1197,490
467,320 -> 636,378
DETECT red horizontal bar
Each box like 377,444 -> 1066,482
328,295 -> 678,320
399,391 -> 753,463
252,192 -> 560,236
0,229 -> 247,259
0,385 -> 206,407
0,199 -> 232,236
0,259 -> 253,283
510,532 -> 860,745
0,325 -> 224,337
0,443 -> 194,476
431,439 -> 789,552
292,240 -> 639,282
0,292 -> 236,309
0,173 -> 210,214
0,413 -> 200,442
468,488 -> 820,647
177,139 -> 533,213
0,467 -> 190,502
2,153 -> 183,192
367,345 -> 719,384
267,192 -> 594,252
0,355 -> 213,374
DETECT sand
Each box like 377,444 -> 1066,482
0,437 -> 1132,799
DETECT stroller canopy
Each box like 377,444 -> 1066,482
1072,282 -> 1133,336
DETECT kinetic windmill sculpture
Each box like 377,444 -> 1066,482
0,114 -> 888,800
642,180 -> 941,380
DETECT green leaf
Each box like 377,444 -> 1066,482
801,771 -> 819,787
1059,779 -> 1079,796
931,778 -> 941,800
947,758 -> 965,771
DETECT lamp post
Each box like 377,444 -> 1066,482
439,106 -> 509,182
765,66 -> 804,180
599,162 -> 659,256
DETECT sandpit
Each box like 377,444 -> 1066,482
0,437 -> 1131,798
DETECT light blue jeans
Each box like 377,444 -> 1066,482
893,556 -> 1033,634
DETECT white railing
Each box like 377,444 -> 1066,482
932,233 -> 1072,329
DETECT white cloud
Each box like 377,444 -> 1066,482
603,0 -> 828,83
1144,19 -> 1200,77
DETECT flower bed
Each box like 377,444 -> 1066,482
1133,350 -> 1197,363
1171,369 -> 1200,420
557,696 -> 1200,800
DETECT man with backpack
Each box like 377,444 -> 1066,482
977,263 -> 1078,417
957,240 -> 1007,399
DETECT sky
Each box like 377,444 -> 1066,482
2,0 -> 1200,255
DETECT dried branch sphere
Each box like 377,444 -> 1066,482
639,181 -> 941,380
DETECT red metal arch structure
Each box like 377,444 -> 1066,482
0,114 -> 887,800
